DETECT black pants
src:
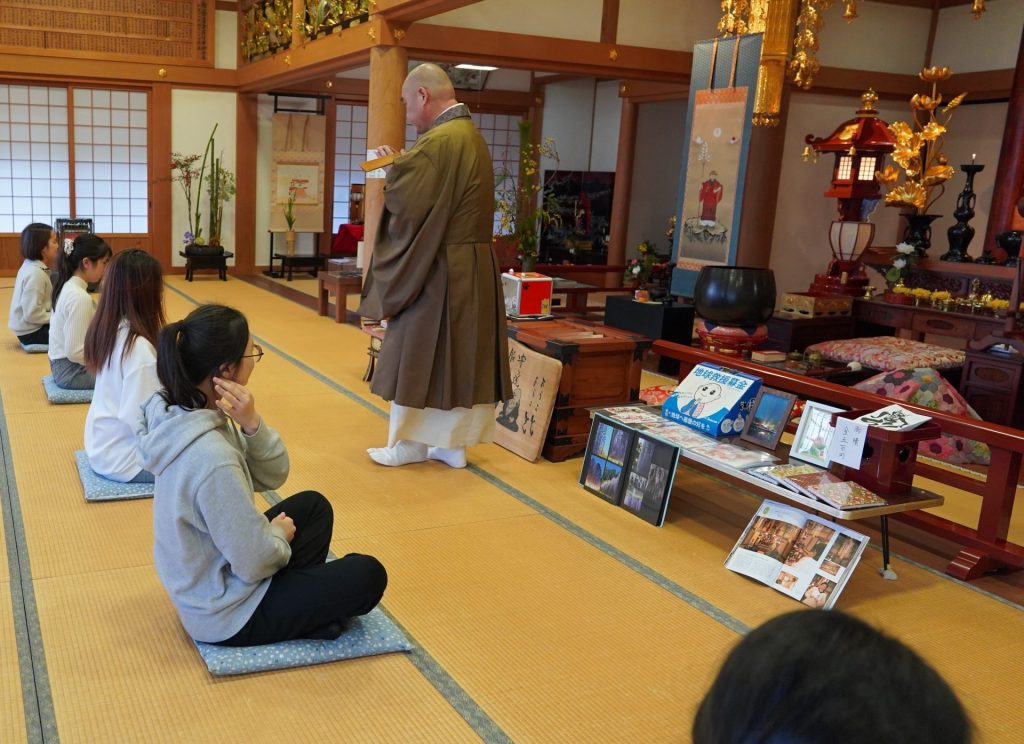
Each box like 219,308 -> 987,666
18,324 -> 49,346
219,490 -> 387,646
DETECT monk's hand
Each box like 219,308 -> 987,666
213,376 -> 260,435
374,144 -> 398,158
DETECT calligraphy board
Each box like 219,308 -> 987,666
494,339 -> 563,462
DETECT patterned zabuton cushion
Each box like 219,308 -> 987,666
852,367 -> 990,465
806,336 -> 965,371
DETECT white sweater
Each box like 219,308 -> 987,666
85,321 -> 161,481
7,259 -> 51,335
48,276 -> 94,363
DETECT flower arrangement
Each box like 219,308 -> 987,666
875,66 -> 966,214
170,124 -> 235,247
911,287 -> 932,301
884,242 -> 917,285
623,240 -> 658,284
283,188 -> 297,231
495,121 -> 560,268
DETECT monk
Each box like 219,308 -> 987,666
359,63 -> 512,468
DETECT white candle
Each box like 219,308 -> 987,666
972,153 -> 977,164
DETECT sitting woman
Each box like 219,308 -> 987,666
48,234 -> 112,389
139,304 -> 387,645
83,249 -> 165,483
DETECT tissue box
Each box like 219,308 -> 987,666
502,272 -> 553,317
661,363 -> 762,437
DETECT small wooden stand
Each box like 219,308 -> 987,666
831,409 -> 942,495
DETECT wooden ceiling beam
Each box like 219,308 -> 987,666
618,79 -> 688,102
398,23 -> 691,83
0,52 -> 237,89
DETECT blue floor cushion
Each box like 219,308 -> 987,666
193,607 -> 412,676
43,376 -> 93,404
75,450 -> 154,501
20,343 -> 48,353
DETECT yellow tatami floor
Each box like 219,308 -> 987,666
1,275 -> 1023,743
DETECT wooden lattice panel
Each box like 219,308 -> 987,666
0,0 -> 211,64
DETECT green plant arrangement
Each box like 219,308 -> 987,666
283,188 -> 297,231
170,124 -> 235,248
884,242 -> 917,285
494,120 -> 561,270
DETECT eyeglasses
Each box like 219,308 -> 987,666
241,344 -> 264,363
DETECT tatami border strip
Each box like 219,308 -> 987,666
0,389 -> 58,744
259,490 -> 513,744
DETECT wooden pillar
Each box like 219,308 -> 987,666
981,25 -> 1024,259
150,82 -> 172,274
363,45 -> 408,269
607,93 -> 638,287
234,93 -> 258,274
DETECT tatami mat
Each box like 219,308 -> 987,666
2,277 -> 1024,742
0,584 -> 27,744
34,566 -> 480,743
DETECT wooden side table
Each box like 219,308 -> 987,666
603,295 -> 695,374
179,251 -> 233,281
317,271 -> 362,323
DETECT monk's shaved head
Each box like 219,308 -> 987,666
402,63 -> 459,134
404,63 -> 455,100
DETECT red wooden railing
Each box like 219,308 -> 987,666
653,340 -> 1024,581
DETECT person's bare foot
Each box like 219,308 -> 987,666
427,446 -> 466,468
367,440 -> 427,466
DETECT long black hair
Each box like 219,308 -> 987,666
157,304 -> 249,410
52,233 -> 112,305
692,610 -> 971,743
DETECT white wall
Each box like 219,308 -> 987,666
540,78 -> 619,172
816,2 -> 931,74
423,0 -> 601,41
628,99 -> 687,258
934,0 -> 1024,73
617,0 -> 722,50
170,90 -> 237,267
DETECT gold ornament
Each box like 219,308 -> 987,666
157,68 -> 167,78
843,0 -> 857,21
608,48 -> 618,61
971,0 -> 985,19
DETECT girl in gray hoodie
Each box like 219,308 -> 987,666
139,304 -> 387,645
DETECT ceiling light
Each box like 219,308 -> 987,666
455,63 -> 498,71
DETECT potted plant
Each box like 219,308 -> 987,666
495,121 -> 560,271
283,188 -> 297,255
875,66 -> 966,257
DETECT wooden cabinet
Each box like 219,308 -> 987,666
853,299 -> 1005,345
766,314 -> 856,352
959,348 -> 1024,428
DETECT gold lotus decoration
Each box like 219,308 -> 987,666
875,66 -> 965,214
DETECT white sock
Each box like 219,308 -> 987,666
427,446 -> 467,469
367,440 -> 427,467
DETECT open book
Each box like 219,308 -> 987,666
725,500 -> 870,609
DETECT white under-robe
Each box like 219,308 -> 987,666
388,402 -> 495,449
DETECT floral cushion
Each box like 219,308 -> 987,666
852,367 -> 990,465
805,336 -> 965,371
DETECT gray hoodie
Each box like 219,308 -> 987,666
138,392 -> 291,643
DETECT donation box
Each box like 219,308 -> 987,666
502,272 -> 553,317
662,363 -> 762,437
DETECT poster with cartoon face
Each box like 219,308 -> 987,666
661,363 -> 761,437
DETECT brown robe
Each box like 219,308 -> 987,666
359,105 -> 512,410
